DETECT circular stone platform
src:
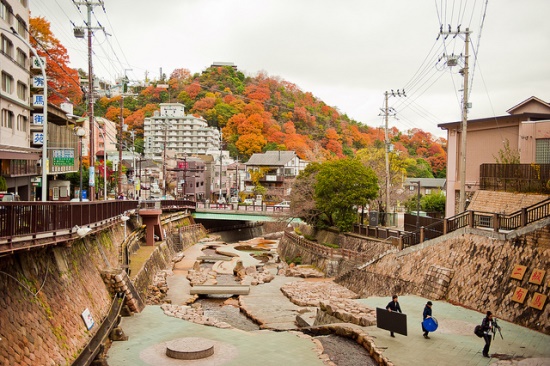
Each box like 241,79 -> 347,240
165,337 -> 215,360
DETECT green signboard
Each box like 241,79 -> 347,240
53,149 -> 75,167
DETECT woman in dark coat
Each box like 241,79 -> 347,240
422,301 -> 433,339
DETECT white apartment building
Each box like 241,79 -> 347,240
0,0 -> 40,199
143,103 -> 220,160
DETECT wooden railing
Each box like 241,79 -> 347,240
353,198 -> 550,248
0,200 -> 139,254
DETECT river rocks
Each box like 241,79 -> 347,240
281,280 -> 359,307
160,304 -> 233,329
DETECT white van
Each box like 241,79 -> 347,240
151,183 -> 160,194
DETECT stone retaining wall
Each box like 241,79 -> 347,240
337,219 -> 550,334
278,234 -> 340,276
0,224 -> 124,366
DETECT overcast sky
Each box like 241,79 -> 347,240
31,0 -> 550,138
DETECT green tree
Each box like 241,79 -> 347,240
314,159 -> 379,231
421,190 -> 446,213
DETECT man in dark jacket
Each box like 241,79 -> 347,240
481,311 -> 499,358
422,301 -> 433,339
386,295 -> 402,337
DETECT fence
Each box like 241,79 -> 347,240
480,163 -> 550,194
353,198 -> 550,249
0,200 -> 138,254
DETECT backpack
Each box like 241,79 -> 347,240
474,325 -> 484,338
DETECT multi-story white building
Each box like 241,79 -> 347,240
0,0 -> 40,199
143,103 -> 220,160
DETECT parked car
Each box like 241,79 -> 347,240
274,200 -> 291,209
243,198 -> 255,205
0,192 -> 20,202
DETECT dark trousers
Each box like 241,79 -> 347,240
422,323 -> 429,336
483,334 -> 491,355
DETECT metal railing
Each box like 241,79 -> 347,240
353,198 -> 550,248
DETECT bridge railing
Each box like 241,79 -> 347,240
0,200 -> 139,252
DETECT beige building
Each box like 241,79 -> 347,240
438,96 -> 550,217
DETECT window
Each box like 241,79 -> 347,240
536,139 -> 550,163
1,35 -> 13,58
0,1 -> 12,23
16,114 -> 27,131
16,16 -> 25,36
425,188 -> 432,194
1,72 -> 13,93
16,81 -> 26,101
16,48 -> 26,67
2,109 -> 14,128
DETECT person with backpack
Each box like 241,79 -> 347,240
481,311 -> 499,358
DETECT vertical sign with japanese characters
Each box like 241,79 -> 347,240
32,132 -> 44,146
31,56 -> 46,70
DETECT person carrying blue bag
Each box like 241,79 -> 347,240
422,301 -> 433,339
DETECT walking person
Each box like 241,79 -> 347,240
481,311 -> 500,358
422,301 -> 433,339
386,295 -> 402,337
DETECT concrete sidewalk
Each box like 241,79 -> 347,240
358,296 -> 550,366
109,240 -> 550,366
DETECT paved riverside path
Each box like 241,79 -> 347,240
357,296 -> 550,366
107,240 -> 550,366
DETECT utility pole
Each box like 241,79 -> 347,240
381,89 -> 405,223
439,27 -> 471,213
74,1 -> 105,201
219,130 -> 223,202
411,181 -> 421,230
162,121 -> 169,196
118,96 -> 124,197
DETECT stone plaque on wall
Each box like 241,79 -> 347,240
528,269 -> 545,285
510,264 -> 527,280
529,292 -> 547,310
511,287 -> 528,304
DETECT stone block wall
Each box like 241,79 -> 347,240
278,234 -> 338,276
0,223 -> 125,366
337,219 -> 550,334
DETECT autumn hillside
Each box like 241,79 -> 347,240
30,16 -> 446,178
92,66 -> 446,178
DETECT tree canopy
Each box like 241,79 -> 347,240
309,159 -> 379,231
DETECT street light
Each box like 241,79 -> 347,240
74,126 -> 86,201
411,181 -> 421,230
4,27 -> 48,201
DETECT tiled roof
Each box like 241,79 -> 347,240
246,151 -> 297,166
404,178 -> 446,188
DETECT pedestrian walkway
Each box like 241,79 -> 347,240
107,306 -> 326,366
108,240 -> 550,366
358,296 -> 550,366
